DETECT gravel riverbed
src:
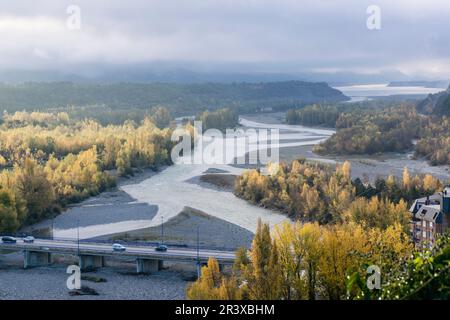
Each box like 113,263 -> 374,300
0,251 -> 192,300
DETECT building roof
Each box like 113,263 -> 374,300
414,204 -> 442,223
409,193 -> 442,213
416,193 -> 442,203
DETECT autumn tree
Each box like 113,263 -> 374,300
318,223 -> 369,299
150,106 -> 172,129
274,222 -> 322,299
0,189 -> 21,232
343,196 -> 410,231
240,219 -> 282,299
186,258 -> 241,300
15,158 -> 55,223
402,167 -> 411,189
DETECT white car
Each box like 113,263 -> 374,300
23,236 -> 35,243
112,243 -> 126,252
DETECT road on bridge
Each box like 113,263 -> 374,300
0,238 -> 236,264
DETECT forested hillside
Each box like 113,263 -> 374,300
196,108 -> 239,131
0,81 -> 348,116
286,102 -> 450,165
313,105 -> 420,155
417,85 -> 450,116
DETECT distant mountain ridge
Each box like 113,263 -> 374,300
417,84 -> 450,116
0,65 -> 411,85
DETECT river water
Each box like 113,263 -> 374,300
120,119 -> 334,232
47,117 -> 334,239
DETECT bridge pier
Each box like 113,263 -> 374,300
136,258 -> 163,274
23,250 -> 51,269
196,261 -> 211,278
79,255 -> 105,271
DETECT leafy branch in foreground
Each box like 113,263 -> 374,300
346,233 -> 449,300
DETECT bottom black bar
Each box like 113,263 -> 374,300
0,300 -> 445,319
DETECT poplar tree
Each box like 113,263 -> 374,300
243,219 -> 282,300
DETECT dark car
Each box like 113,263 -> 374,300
1,236 -> 17,244
155,244 -> 168,252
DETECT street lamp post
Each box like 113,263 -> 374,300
77,219 -> 80,257
161,215 -> 164,245
196,225 -> 201,278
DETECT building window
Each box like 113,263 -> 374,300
422,220 -> 426,227
423,231 -> 427,238
429,222 -> 433,229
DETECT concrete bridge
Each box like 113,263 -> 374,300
0,238 -> 236,274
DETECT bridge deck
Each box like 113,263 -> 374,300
0,238 -> 236,264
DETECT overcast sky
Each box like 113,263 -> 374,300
1,0 -> 450,79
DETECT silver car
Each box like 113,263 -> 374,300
112,243 -> 126,252
23,236 -> 35,243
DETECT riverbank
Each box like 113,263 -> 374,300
21,167 -> 162,239
0,251 -> 190,300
